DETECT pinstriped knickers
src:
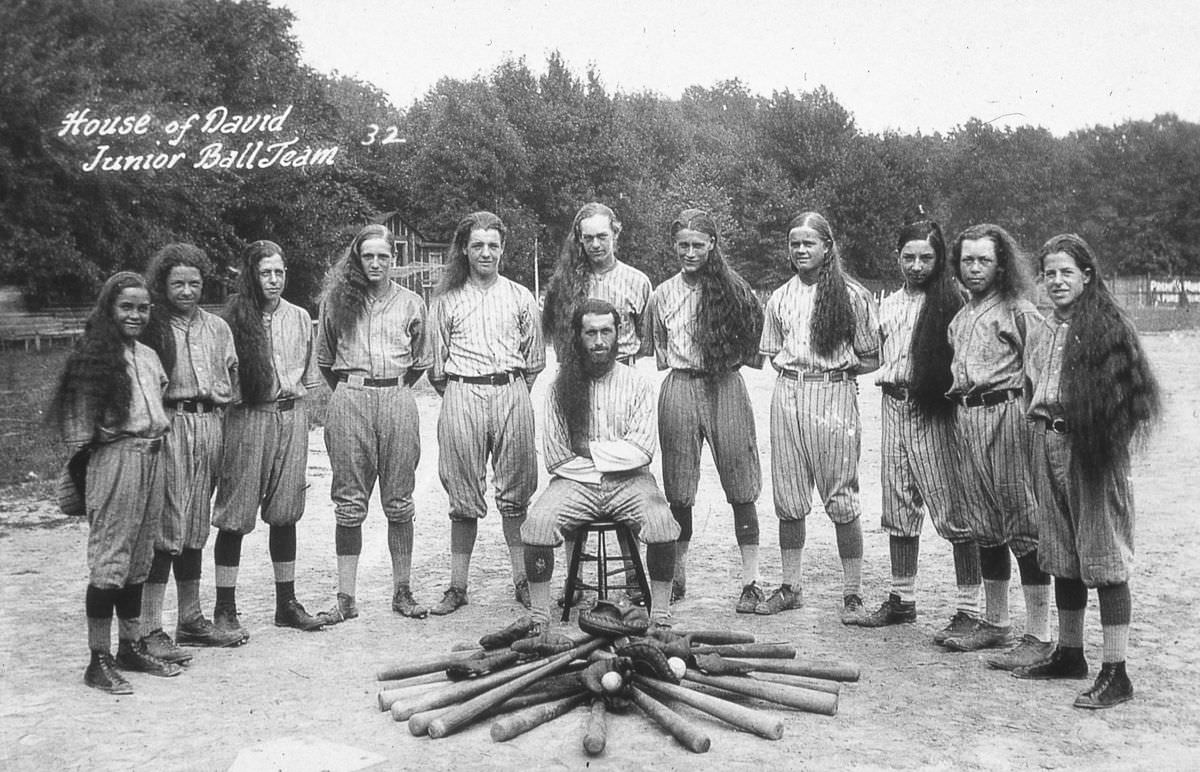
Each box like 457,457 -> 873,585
212,403 -> 308,534
880,395 -> 971,542
324,383 -> 420,526
521,470 -> 681,546
437,379 -> 536,519
955,400 -> 1038,554
658,370 -> 761,507
770,376 -> 861,523
1033,424 -> 1134,585
86,437 -> 164,588
159,410 -> 223,552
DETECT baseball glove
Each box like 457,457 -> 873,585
578,599 -> 650,639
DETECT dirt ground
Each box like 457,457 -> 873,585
2,332 -> 1199,771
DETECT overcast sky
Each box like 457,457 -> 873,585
274,0 -> 1199,136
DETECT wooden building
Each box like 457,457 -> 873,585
372,211 -> 449,300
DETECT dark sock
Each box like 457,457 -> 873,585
86,585 -> 118,619
523,546 -> 555,582
214,530 -> 243,567
275,580 -> 296,605
1015,548 -> 1051,585
269,524 -> 298,563
834,519 -> 863,559
174,548 -> 203,582
732,502 -> 759,546
952,541 -> 981,585
1055,576 -> 1088,611
1097,583 -> 1131,626
216,586 -> 236,606
979,544 -> 1011,581
670,505 -> 693,542
148,550 -> 173,583
779,519 -> 806,549
890,535 -> 920,577
645,542 -> 676,582
115,582 -> 143,621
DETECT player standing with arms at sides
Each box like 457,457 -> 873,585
756,212 -> 880,621
1012,234 -> 1160,708
646,208 -> 765,613
847,220 -> 983,636
138,245 -> 244,660
426,211 -> 545,615
50,272 -> 182,693
316,224 -> 431,622
543,202 -> 651,363
942,224 -> 1052,669
211,241 -> 329,639
521,299 -> 680,631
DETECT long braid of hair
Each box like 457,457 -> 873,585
545,203 -> 622,357
223,240 -> 280,405
323,224 -> 388,339
788,212 -> 853,357
901,221 -> 963,413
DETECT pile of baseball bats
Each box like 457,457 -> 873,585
373,626 -> 860,757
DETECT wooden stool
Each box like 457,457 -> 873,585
560,521 -> 651,622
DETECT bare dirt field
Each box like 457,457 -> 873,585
2,331 -> 1198,771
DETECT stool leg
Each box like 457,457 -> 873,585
561,534 -> 586,623
617,528 -> 653,613
595,531 -> 609,600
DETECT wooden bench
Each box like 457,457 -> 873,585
0,314 -> 85,351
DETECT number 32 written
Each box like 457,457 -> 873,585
360,125 -> 405,146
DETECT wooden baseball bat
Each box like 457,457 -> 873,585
724,657 -> 860,682
378,679 -> 450,712
407,677 -> 583,736
390,658 -> 547,721
376,670 -> 450,690
582,697 -> 608,755
628,687 -> 711,753
634,675 -> 783,740
750,671 -> 841,695
676,630 -> 756,645
428,638 -> 604,739
683,672 -> 837,715
376,648 -> 482,681
489,693 -> 590,742
691,643 -> 796,658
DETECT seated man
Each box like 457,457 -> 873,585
521,299 -> 680,632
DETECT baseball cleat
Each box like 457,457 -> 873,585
115,639 -> 183,677
987,634 -> 1055,671
276,598 -> 330,631
942,620 -> 1014,651
755,584 -> 804,615
84,651 -> 133,695
933,610 -> 978,645
1073,661 -> 1133,709
850,593 -> 917,627
141,629 -> 193,664
735,581 -> 764,614
177,615 -> 247,648
839,594 -> 868,625
1013,645 -> 1089,680
392,585 -> 428,619
430,586 -> 469,616
212,603 -> 250,644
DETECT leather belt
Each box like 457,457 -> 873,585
275,398 -> 296,412
781,369 -> 852,383
336,373 -> 399,387
1033,415 -> 1070,434
881,383 -> 912,401
165,399 -> 218,413
117,436 -> 163,453
957,388 -> 1022,408
616,355 -> 635,366
448,371 -> 520,386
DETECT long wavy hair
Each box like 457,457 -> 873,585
543,202 -> 622,356
950,223 -> 1033,302
554,298 -> 620,445
787,212 -> 857,357
141,243 -> 213,376
222,240 -> 282,404
322,224 -> 394,337
1038,234 -> 1161,480
672,209 -> 763,372
48,272 -> 146,437
436,211 -> 506,295
897,220 -> 963,412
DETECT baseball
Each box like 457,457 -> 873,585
600,670 -> 624,693
667,657 -> 687,679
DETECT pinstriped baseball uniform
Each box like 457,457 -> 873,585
761,276 -> 879,522
647,273 -> 761,506
876,289 -> 971,542
316,281 -> 429,526
1026,316 -> 1134,585
428,277 -> 545,518
522,364 -> 679,545
213,298 -> 321,534
587,260 -> 651,359
947,293 -> 1040,553
66,342 -> 169,589
159,309 -> 237,553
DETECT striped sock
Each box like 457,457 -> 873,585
1023,583 -> 1052,642
983,579 -> 1011,627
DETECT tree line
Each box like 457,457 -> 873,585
3,0 -> 1199,311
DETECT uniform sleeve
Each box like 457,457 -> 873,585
427,294 -> 451,384
759,292 -> 783,357
299,309 -> 322,390
62,392 -> 95,449
520,290 -> 546,375
590,376 -> 656,472
409,297 -> 432,372
315,300 -> 336,370
222,322 -> 241,404
543,383 -> 575,473
646,290 -> 669,370
851,286 -> 881,357
631,273 -> 652,355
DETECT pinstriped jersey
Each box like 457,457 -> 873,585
588,260 -> 651,358
1025,314 -> 1070,420
316,281 -> 432,379
164,309 -> 239,404
876,288 -> 924,386
427,276 -> 546,381
646,273 -> 703,370
262,299 -> 322,401
760,275 -> 880,371
947,293 -> 1040,395
65,342 -> 169,446
544,364 -> 657,484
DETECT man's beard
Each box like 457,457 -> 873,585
580,340 -> 618,378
